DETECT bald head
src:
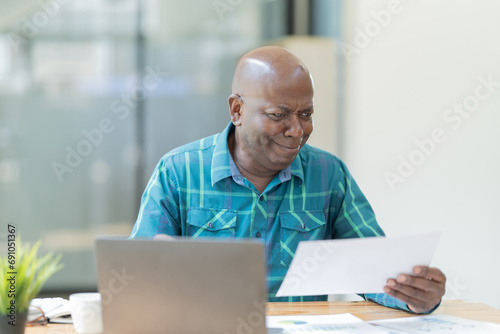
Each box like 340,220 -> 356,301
232,46 -> 313,97
226,46 -> 315,185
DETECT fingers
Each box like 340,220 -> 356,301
392,273 -> 444,295
384,283 -> 441,313
384,266 -> 446,313
412,266 -> 446,282
385,277 -> 437,301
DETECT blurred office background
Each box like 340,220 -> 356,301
0,0 -> 499,309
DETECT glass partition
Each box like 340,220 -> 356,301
0,0 -> 290,291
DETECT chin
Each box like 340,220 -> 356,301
270,158 -> 296,170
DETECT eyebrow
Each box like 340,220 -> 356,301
267,105 -> 314,113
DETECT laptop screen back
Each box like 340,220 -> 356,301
95,237 -> 268,334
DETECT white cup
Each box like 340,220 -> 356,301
69,293 -> 103,334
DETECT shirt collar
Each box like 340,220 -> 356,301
211,122 -> 234,186
211,122 -> 305,186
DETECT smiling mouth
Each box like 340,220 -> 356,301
274,141 -> 301,154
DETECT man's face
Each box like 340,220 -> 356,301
236,76 -> 314,173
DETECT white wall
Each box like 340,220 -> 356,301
342,0 -> 500,308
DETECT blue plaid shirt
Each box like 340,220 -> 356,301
130,122 -> 409,310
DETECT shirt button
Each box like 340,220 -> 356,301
302,224 -> 306,229
256,232 -> 261,238
208,223 -> 213,228
259,197 -> 264,201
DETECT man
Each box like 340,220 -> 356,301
130,46 -> 446,313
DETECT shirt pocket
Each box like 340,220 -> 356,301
280,211 -> 326,267
186,208 -> 237,239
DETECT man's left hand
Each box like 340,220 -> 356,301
384,266 -> 446,313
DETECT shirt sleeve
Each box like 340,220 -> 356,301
362,293 -> 410,311
129,158 -> 181,238
363,294 -> 442,313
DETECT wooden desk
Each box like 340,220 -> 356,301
25,300 -> 500,333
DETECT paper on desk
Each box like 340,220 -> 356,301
276,232 -> 441,297
266,313 -> 363,328
267,314 -> 387,333
369,314 -> 500,333
280,323 -> 388,333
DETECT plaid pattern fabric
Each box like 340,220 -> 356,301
130,122 -> 409,310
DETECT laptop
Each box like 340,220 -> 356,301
95,237 -> 272,334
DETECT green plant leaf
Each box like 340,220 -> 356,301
0,237 -> 63,314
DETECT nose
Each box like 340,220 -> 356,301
284,115 -> 304,138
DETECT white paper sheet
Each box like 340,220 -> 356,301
369,314 -> 500,333
276,232 -> 441,297
280,323 -> 388,333
266,314 -> 387,333
266,313 -> 363,328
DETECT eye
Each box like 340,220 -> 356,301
300,112 -> 313,118
268,113 -> 286,119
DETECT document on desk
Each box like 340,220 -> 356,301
267,314 -> 387,333
276,232 -> 441,297
280,323 -> 388,333
267,313 -> 363,328
369,314 -> 500,333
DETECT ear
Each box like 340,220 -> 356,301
228,94 -> 243,126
